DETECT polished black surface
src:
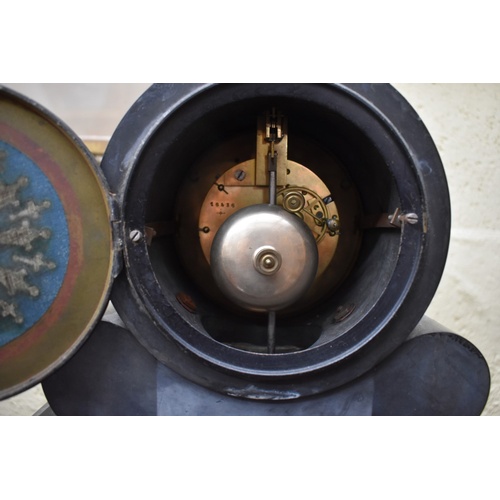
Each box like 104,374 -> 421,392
102,84 -> 452,398
42,318 -> 490,416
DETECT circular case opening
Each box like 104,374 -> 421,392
105,84 -> 450,399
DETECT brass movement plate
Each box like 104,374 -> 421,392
174,130 -> 363,316
198,159 -> 340,280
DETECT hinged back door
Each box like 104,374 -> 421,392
0,86 -> 116,400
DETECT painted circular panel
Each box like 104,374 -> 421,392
0,141 -> 70,345
0,87 -> 114,400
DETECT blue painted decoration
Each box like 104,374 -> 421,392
0,140 -> 70,347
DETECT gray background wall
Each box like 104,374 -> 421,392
1,83 -> 498,416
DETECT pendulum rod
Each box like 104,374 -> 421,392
266,109 -> 281,353
268,310 -> 276,354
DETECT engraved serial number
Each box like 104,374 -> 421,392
210,202 -> 236,208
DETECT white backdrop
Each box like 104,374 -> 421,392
1,83 -> 498,415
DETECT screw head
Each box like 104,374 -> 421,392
234,169 -> 246,181
129,229 -> 142,242
399,213 -> 419,225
